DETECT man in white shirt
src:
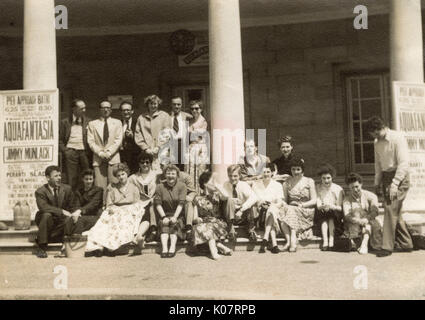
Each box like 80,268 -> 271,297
366,116 -> 413,257
222,165 -> 258,242
169,96 -> 192,171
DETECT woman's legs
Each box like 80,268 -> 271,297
208,239 -> 221,260
358,224 -> 371,254
328,218 -> 335,248
279,221 -> 291,250
169,234 -> 178,253
321,220 -> 329,247
217,242 -> 232,255
160,233 -> 169,253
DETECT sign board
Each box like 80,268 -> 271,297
178,44 -> 209,67
0,89 -> 59,220
393,82 -> 425,212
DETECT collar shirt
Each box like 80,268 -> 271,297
252,179 -> 284,204
343,189 -> 379,220
374,129 -> 409,186
223,180 -> 257,210
171,112 -> 184,139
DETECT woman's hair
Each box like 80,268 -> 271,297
199,171 -> 213,190
264,162 -> 277,172
317,163 -> 336,178
144,94 -> 162,106
163,164 -> 180,177
227,164 -> 241,176
82,169 -> 95,178
365,116 -> 386,132
289,155 -> 305,171
345,172 -> 363,185
277,135 -> 293,148
112,163 -> 130,177
189,100 -> 203,109
137,152 -> 153,164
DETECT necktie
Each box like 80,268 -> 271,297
53,187 -> 59,206
143,185 -> 149,195
173,115 -> 179,134
232,185 -> 238,198
103,119 -> 109,145
74,117 -> 81,125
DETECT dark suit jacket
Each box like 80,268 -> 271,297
74,185 -> 104,216
120,116 -> 140,156
35,183 -> 76,218
59,115 -> 92,156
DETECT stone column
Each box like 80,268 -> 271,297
209,0 -> 245,183
23,0 -> 57,89
390,0 -> 423,128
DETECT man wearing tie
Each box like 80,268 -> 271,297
87,100 -> 123,193
170,96 -> 192,171
59,99 -> 92,190
119,101 -> 140,174
34,166 -> 76,258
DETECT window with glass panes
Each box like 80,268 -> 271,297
346,74 -> 390,173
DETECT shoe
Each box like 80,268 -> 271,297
259,239 -> 267,253
289,246 -> 297,253
321,246 -> 329,252
94,249 -> 103,258
271,246 -> 280,254
281,244 -> 290,252
54,249 -> 67,258
160,252 -> 168,258
129,247 -> 142,257
167,251 -> 176,258
228,231 -> 237,242
394,247 -> 413,253
35,247 -> 48,258
376,249 -> 392,257
145,231 -> 158,243
249,231 -> 258,242
185,229 -> 193,241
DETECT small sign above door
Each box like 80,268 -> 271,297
178,44 -> 209,67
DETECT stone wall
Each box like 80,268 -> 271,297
0,15 -> 392,176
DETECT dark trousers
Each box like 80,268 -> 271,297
381,171 -> 413,251
63,148 -> 90,190
174,138 -> 184,171
64,215 -> 99,235
224,198 -> 257,233
35,212 -> 68,245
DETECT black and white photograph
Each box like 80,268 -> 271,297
0,0 -> 424,303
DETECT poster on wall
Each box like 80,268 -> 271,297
0,89 -> 59,220
178,44 -> 209,67
393,82 -> 425,213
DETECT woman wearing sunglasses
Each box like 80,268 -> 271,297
185,100 -> 209,193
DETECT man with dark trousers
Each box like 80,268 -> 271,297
64,169 -> 103,236
34,165 -> 76,258
59,99 -> 92,190
366,116 -> 413,257
119,101 -> 140,174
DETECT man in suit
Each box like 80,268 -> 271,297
87,100 -> 123,194
59,99 -> 92,190
170,96 -> 192,171
119,101 -> 140,174
64,169 -> 103,236
34,166 -> 77,258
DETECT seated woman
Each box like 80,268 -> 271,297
315,163 -> 344,251
127,152 -> 157,255
252,163 -> 285,254
272,136 -> 299,182
86,163 -> 150,257
342,173 -> 379,255
276,155 -> 317,252
238,139 -> 270,184
191,171 -> 233,260
154,164 -> 187,258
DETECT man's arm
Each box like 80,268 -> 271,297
374,146 -> 383,188
105,120 -> 123,157
240,182 -> 258,211
367,192 -> 380,220
87,122 -> 103,156
35,189 -> 64,217
393,133 -> 410,186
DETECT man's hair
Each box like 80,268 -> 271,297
45,165 -> 61,177
82,169 -> 95,178
71,99 -> 84,109
227,164 -> 241,176
244,138 -> 257,149
171,96 -> 183,102
119,101 -> 133,110
345,172 -> 363,185
99,100 -> 112,108
317,163 -> 337,178
365,116 -> 386,132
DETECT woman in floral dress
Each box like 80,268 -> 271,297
192,171 -> 233,260
86,163 -> 150,256
277,155 -> 317,252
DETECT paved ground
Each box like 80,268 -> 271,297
0,250 -> 424,300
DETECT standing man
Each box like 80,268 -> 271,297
119,101 -> 140,174
34,166 -> 76,258
170,96 -> 192,171
59,99 -> 92,190
87,100 -> 123,193
366,116 -> 413,257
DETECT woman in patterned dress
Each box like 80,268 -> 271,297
185,100 -> 209,194
192,171 -> 233,260
276,155 -> 317,252
86,163 -> 150,257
